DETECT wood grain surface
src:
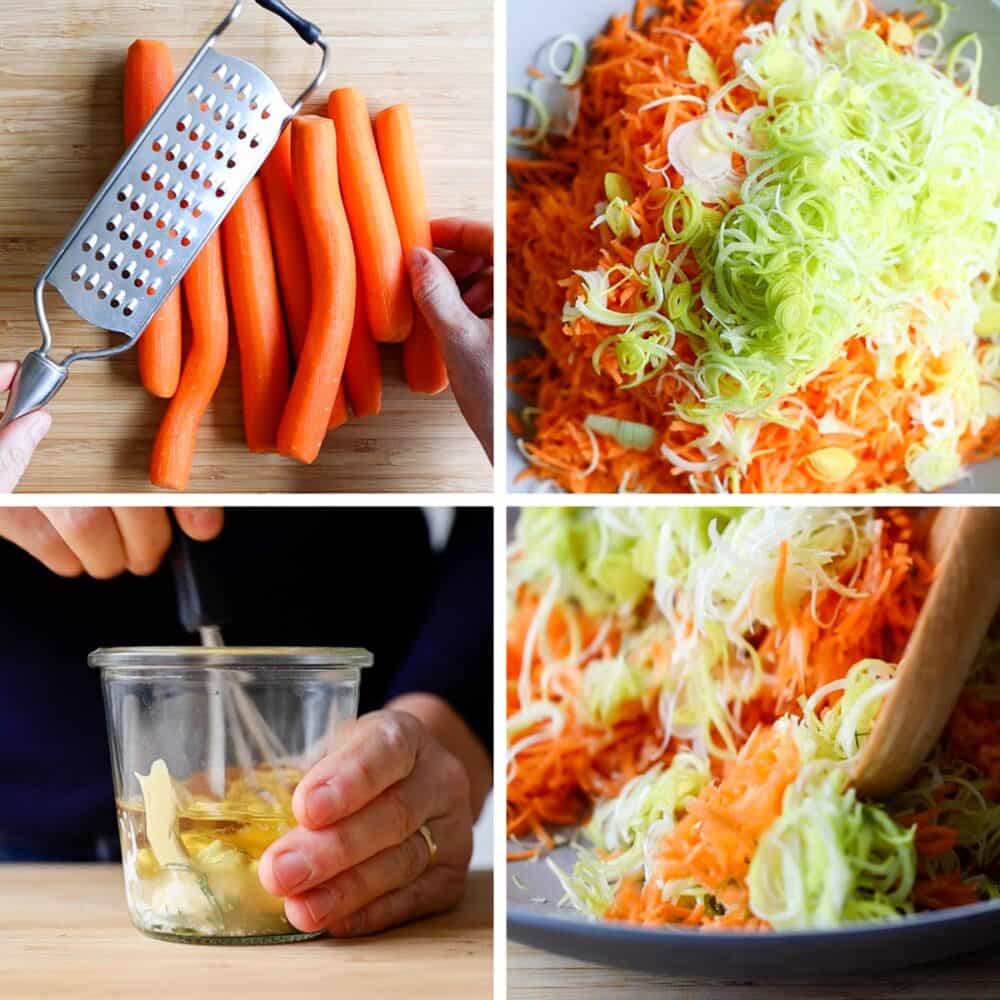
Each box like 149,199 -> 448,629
0,0 -> 493,493
508,940 -> 1000,1000
0,865 -> 492,999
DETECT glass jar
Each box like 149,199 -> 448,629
91,646 -> 372,945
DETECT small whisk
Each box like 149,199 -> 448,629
168,516 -> 287,797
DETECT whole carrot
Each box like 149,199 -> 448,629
150,233 -> 228,490
328,88 -> 412,344
343,266 -> 382,417
125,39 -> 181,399
329,385 -> 350,430
277,116 -> 357,463
221,178 -> 291,453
260,127 -> 312,359
374,104 -> 449,395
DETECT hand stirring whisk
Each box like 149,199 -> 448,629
0,0 -> 329,429
169,516 -> 287,798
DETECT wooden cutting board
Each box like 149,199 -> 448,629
0,0 -> 493,493
1,865 -> 492,999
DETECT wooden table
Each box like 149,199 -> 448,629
0,0 -> 492,492
0,865 -> 492,999
508,941 -> 1000,999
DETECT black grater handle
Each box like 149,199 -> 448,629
254,0 -> 323,45
169,512 -> 230,635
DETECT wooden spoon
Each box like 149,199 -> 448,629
851,506 -> 1000,800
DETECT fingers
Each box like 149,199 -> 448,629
282,828 -> 435,933
462,275 -> 494,317
323,865 -> 466,938
0,361 -> 17,392
0,508 -> 84,576
443,252 -> 488,282
112,508 -> 172,576
173,507 -> 224,542
291,711 -> 423,830
0,410 -> 51,493
39,507 -> 128,579
431,218 -> 493,259
408,248 -> 482,346
262,766 -> 437,897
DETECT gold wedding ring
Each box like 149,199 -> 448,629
418,823 -> 438,858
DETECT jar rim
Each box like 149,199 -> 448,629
88,646 -> 373,670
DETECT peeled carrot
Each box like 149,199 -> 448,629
374,104 -> 448,394
125,39 -> 181,399
329,385 -> 350,431
328,88 -> 412,344
150,233 -> 228,490
221,178 -> 290,453
260,127 -> 312,359
343,267 -> 382,418
277,116 -> 357,463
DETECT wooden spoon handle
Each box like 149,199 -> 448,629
852,507 -> 1000,800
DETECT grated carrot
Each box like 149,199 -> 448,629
507,0 -> 1000,494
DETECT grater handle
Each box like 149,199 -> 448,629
0,351 -> 68,430
254,0 -> 322,44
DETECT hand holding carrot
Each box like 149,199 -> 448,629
407,219 -> 494,462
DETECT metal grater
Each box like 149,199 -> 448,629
0,0 -> 329,429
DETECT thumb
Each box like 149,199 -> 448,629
0,410 -> 51,493
408,248 -> 479,347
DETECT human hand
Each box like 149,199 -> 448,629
259,706 -> 475,937
408,219 -> 493,462
0,362 -> 52,493
0,506 -> 224,578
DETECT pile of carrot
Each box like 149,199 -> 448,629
507,0 -> 1000,493
124,39 -> 449,490
507,508 -> 1000,926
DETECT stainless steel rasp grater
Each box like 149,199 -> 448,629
0,0 -> 329,429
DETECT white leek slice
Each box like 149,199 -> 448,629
585,415 -> 656,451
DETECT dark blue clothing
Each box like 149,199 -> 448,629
0,507 -> 492,859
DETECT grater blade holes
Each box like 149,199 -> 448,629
123,299 -> 138,318
71,265 -> 87,283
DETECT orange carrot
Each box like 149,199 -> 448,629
260,127 -> 313,360
277,116 -> 357,463
374,104 -> 448,394
150,233 -> 228,490
329,385 -> 350,430
343,267 -> 382,418
221,178 -> 290,453
328,88 -> 412,344
507,0 -> 1000,494
124,39 -> 181,399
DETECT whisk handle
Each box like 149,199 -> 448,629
169,512 -> 230,635
254,0 -> 322,45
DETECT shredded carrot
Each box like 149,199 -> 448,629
507,507 -> 999,925
507,0 -> 1000,493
